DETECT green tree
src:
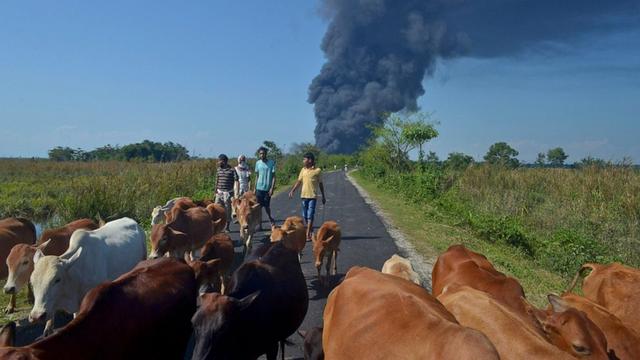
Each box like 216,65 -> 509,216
535,152 -> 546,166
370,112 -> 438,171
576,156 -> 609,168
48,146 -> 76,161
258,140 -> 283,164
445,152 -> 474,170
403,116 -> 438,167
484,142 -> 520,168
547,147 -> 568,167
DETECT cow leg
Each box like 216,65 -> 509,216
219,274 -> 226,295
264,341 -> 278,360
280,339 -> 285,360
28,282 -> 34,304
43,319 -> 54,337
4,294 -> 15,314
325,254 -> 332,282
332,250 -> 338,275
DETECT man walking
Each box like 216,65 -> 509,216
215,154 -> 237,232
254,146 -> 276,229
288,152 -> 326,241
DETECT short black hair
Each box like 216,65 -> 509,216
258,146 -> 268,154
303,152 -> 315,161
218,154 -> 228,161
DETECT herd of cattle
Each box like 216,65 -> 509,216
0,191 -> 638,359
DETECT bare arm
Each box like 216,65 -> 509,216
288,180 -> 302,198
269,173 -> 276,196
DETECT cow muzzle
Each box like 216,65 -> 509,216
29,311 -> 47,323
3,285 -> 16,294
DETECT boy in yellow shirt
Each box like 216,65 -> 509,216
289,152 -> 326,241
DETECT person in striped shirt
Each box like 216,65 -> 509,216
215,153 -> 238,232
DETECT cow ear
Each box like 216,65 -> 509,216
237,291 -> 260,311
33,249 -> 45,264
548,294 -> 569,313
63,247 -> 83,269
0,321 -> 16,347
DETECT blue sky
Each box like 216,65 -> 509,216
0,1 -> 638,163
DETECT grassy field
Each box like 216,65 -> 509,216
0,158 -> 300,324
352,170 -> 575,308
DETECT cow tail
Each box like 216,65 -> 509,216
566,263 -> 596,293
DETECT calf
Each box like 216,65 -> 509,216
197,233 -> 235,293
150,206 -> 213,259
568,262 -> 640,334
0,258 -> 196,359
312,221 -> 341,286
235,197 -> 262,256
322,267 -> 499,359
270,216 -> 306,260
440,285 -> 614,360
557,293 -> 639,360
381,254 -> 420,285
4,219 -> 98,313
165,197 -> 198,223
191,241 -> 308,360
432,244 -> 527,315
298,327 -> 324,360
205,203 -> 227,234
29,217 -> 146,337
0,218 -> 36,279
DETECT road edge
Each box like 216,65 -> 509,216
346,171 -> 435,290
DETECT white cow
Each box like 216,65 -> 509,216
29,217 -> 146,336
151,197 -> 181,225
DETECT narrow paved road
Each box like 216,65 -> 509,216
14,171 -> 403,359
257,170 -> 400,359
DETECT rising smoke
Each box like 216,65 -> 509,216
309,0 -> 640,154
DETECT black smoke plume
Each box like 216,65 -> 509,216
309,0 -> 640,154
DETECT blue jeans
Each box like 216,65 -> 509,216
301,198 -> 317,223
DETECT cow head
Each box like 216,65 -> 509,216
149,224 -> 188,259
531,294 -> 611,359
191,291 -> 260,359
151,206 -> 165,225
188,258 -> 223,295
29,247 -> 83,324
4,244 -> 37,295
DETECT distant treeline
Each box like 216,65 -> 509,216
48,140 -> 190,162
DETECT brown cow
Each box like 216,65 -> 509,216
0,257 -> 196,359
312,221 -> 341,286
198,233 -> 235,293
232,191 -> 260,223
0,321 -> 15,347
323,267 -> 500,360
164,197 -> 197,223
205,203 -> 227,234
440,285 -> 614,360
557,293 -> 640,360
0,218 -> 36,279
381,254 -> 421,285
568,263 -> 640,335
149,206 -> 213,259
191,241 -> 308,360
270,216 -> 306,260
37,219 -> 98,255
3,219 -> 99,313
235,197 -> 262,256
432,244 -> 527,315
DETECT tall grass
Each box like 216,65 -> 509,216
359,163 -> 640,276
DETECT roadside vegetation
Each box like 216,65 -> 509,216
351,112 -> 639,304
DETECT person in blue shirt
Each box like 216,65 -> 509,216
254,146 -> 276,229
